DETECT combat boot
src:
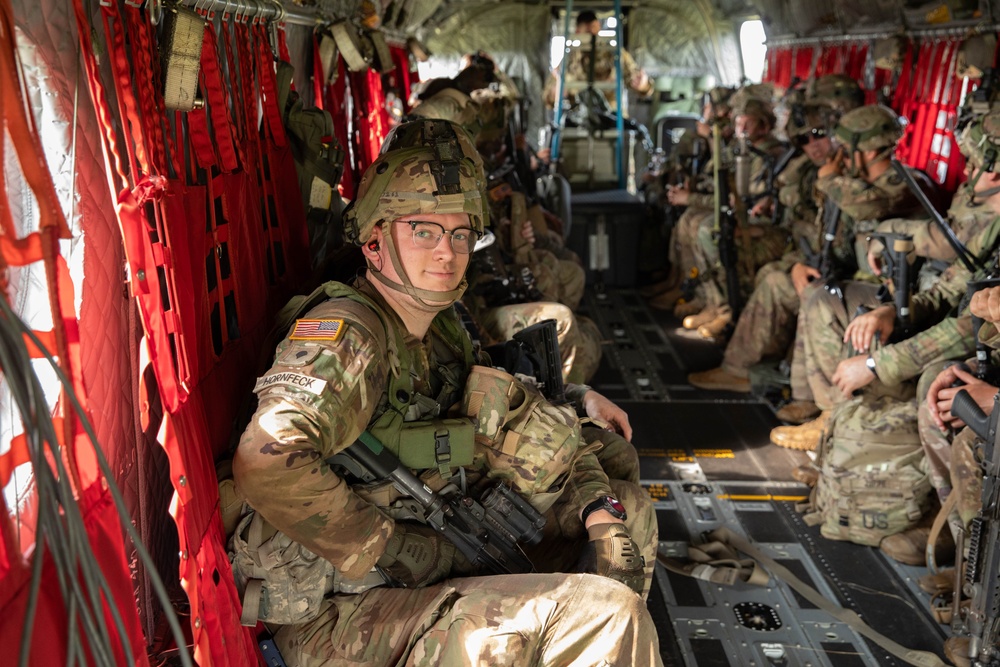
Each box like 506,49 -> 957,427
769,411 -> 830,451
878,519 -> 955,567
775,400 -> 821,425
697,306 -> 732,339
943,636 -> 971,667
648,285 -> 683,311
682,306 -> 719,330
688,367 -> 750,393
791,463 -> 819,487
917,567 -> 955,595
673,298 -> 704,319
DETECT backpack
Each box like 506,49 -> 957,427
802,390 -> 932,546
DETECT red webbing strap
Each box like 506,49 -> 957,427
277,24 -> 291,63
218,22 -> 247,169
312,31 -> 324,111
126,4 -> 167,176
200,22 -> 239,173
204,171 -> 227,344
235,23 -> 262,168
255,24 -> 287,147
101,2 -> 147,180
390,45 -> 413,114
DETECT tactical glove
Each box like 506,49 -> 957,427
376,522 -> 456,588
577,522 -> 645,595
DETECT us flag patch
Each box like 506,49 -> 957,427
290,318 -> 345,341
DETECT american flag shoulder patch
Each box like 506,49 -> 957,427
290,318 -> 345,341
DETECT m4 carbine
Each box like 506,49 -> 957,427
329,431 -> 545,577
949,391 -> 1000,665
867,232 -> 917,341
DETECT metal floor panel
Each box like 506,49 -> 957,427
577,287 -> 952,666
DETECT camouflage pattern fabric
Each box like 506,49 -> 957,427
408,88 -> 484,141
473,301 -> 603,386
273,572 -> 663,667
543,38 -> 651,110
916,360 -> 956,500
807,390 -> 932,546
720,261 -> 800,377
585,426 -> 641,485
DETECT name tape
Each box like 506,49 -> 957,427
254,372 -> 328,396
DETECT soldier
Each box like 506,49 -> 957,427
647,86 -> 735,310
767,104 -> 920,450
233,119 -> 661,667
682,92 -> 791,339
407,54 -> 496,141
688,102 -> 840,393
543,10 -> 653,114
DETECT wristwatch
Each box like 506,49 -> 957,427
865,355 -> 879,380
581,495 -> 628,524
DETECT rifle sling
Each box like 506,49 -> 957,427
662,527 -> 947,667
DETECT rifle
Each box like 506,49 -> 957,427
469,245 -> 542,306
867,232 -> 917,340
714,121 -> 742,318
889,158 -> 981,274
510,319 -> 565,403
329,431 -> 546,577
949,391 -> 1000,665
766,144 -> 800,226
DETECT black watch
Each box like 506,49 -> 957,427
581,495 -> 628,524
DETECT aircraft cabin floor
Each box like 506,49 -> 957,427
576,285 -> 953,667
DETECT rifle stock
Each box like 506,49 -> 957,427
868,232 -> 915,339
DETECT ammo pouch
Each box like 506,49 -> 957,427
389,418 -> 475,477
801,392 -> 931,547
459,365 -> 582,512
229,508 -> 384,627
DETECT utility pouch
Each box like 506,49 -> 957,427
394,418 -> 475,475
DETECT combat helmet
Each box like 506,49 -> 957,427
959,110 -> 1000,201
809,74 -> 865,113
786,102 -> 835,144
343,118 -> 487,307
734,96 -> 776,129
834,104 -> 903,155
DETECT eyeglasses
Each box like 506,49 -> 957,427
399,220 -> 481,254
793,128 -> 827,147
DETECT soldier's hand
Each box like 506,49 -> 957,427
970,286 -> 1000,325
576,523 -> 645,595
581,390 -> 633,440
667,185 -> 690,206
832,355 -> 876,397
928,365 -> 997,431
790,262 -> 821,297
818,147 -> 844,178
520,218 -> 536,246
843,304 -> 895,353
376,522 -> 456,588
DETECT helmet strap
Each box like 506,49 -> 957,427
368,223 -> 467,309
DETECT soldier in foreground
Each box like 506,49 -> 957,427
232,119 -> 661,667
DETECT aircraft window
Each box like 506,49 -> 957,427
740,20 -> 767,83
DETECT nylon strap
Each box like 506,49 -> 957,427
705,527 -> 947,667
926,488 -> 958,573
200,22 -> 240,173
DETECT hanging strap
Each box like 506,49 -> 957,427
665,527 -> 947,667
199,22 -> 240,173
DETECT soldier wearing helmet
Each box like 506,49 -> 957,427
234,119 -> 662,667
810,74 -> 866,114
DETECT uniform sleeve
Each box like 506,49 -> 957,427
816,173 -> 910,221
233,304 -> 395,579
981,322 -> 1000,349
552,450 -> 616,533
872,314 -> 975,386
686,193 -> 716,210
874,216 -> 959,261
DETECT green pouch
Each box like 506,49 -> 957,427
393,418 -> 475,474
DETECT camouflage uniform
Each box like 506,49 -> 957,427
543,36 -> 651,110
235,119 -> 659,666
475,300 -> 603,385
409,88 -> 484,141
790,155 -> 919,405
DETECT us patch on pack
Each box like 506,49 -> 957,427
290,318 -> 345,341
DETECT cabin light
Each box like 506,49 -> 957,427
606,17 -> 617,28
598,29 -> 616,37
610,40 -> 617,47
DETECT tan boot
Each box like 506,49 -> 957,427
944,636 -> 971,667
791,463 -> 819,487
648,285 -> 683,311
770,411 -> 831,451
688,367 -> 751,393
917,567 -> 955,595
697,307 -> 732,339
879,520 -> 955,567
775,400 -> 821,425
682,306 -> 719,330
673,298 -> 704,319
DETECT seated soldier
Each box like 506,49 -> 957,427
233,119 -> 662,667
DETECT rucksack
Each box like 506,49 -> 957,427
802,390 -> 932,546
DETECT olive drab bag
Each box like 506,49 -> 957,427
802,391 -> 932,546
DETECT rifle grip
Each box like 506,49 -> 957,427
953,389 -> 991,441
